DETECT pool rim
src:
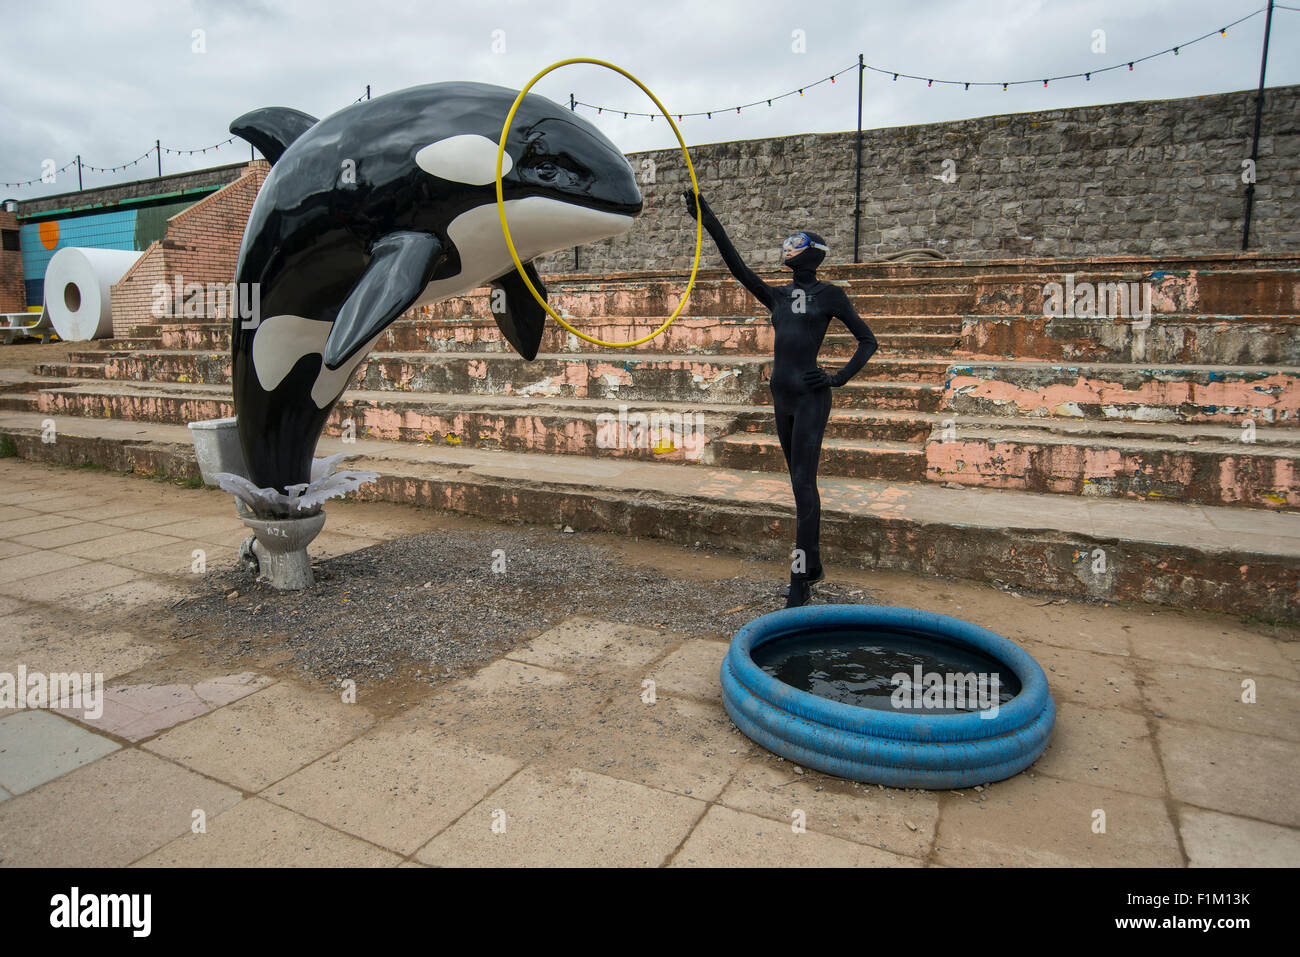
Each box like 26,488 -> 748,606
724,604 -> 1052,744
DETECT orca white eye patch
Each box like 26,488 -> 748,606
415,134 -> 513,186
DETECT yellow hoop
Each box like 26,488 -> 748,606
495,58 -> 702,348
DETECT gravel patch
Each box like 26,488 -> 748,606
173,525 -> 876,690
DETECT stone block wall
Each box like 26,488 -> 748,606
539,84 -> 1299,273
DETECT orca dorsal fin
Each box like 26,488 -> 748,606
229,107 -> 319,164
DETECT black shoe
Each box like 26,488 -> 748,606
779,566 -> 825,599
785,580 -> 813,608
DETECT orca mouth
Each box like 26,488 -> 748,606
499,196 -> 635,263
524,182 -> 642,220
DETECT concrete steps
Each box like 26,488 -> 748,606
25,380 -> 934,474
927,422 -> 1300,508
0,392 -> 42,412
584,252 -> 1300,282
45,349 -> 954,397
944,360 -> 1300,425
420,261 -> 1300,320
6,251 -> 1295,539
711,433 -> 926,482
962,314 -> 1300,365
2,409 -> 1295,621
122,319 -> 962,358
21,248 -> 1299,508
19,377 -> 1298,503
969,267 -> 1300,316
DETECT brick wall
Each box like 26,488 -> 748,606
538,84 -> 1300,273
0,210 -> 24,313
109,242 -> 166,338
110,161 -> 269,336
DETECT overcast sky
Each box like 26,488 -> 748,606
3,0 -> 1297,199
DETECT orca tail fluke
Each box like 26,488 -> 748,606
230,107 -> 319,164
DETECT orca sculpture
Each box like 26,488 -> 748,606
228,81 -> 642,493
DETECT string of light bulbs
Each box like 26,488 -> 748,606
867,5 -> 1269,89
2,138 -> 242,188
575,60 -> 860,120
572,5 -> 1281,118
3,88 -> 370,190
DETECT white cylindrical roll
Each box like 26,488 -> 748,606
40,247 -> 142,341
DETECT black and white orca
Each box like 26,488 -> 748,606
228,81 -> 642,492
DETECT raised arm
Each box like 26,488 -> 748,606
825,288 -> 877,386
682,190 -> 776,310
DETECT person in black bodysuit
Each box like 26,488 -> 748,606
683,191 -> 878,607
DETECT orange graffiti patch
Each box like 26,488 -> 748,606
38,220 -> 59,250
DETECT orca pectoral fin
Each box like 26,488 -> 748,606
322,231 -> 443,370
490,262 -> 548,361
229,107 -> 319,164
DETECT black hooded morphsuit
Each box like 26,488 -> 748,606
684,192 -> 878,607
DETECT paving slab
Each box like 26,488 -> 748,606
933,773 -> 1181,867
18,493 -> 113,514
136,797 -> 403,867
56,529 -> 184,560
545,694 -> 749,801
996,609 -> 1134,658
0,548 -> 86,583
416,766 -> 705,867
1157,721 -> 1300,827
0,559 -> 141,602
0,541 -> 36,561
144,682 -> 375,792
104,509 -> 205,530
11,521 -> 126,549
717,762 -> 940,860
0,627 -> 164,682
645,639 -> 730,701
407,658 -> 616,761
108,539 -> 222,577
1178,807 -> 1300,867
307,532 -> 382,559
1,513 -> 83,538
266,725 -> 520,855
671,804 -> 920,867
1018,640 -> 1143,712
1031,702 -> 1164,796
0,749 -> 241,866
1128,625 -> 1298,680
149,516 -> 253,548
78,576 -> 188,613
54,500 -> 167,522
1139,663 -> 1300,742
0,710 -> 120,794
54,673 -> 273,742
506,615 -> 680,674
